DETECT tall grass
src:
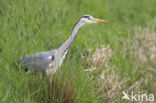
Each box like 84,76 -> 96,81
0,0 -> 156,102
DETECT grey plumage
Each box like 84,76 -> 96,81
21,50 -> 57,73
20,15 -> 107,76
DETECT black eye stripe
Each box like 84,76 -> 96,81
83,16 -> 89,18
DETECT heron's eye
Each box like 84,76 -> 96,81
88,17 -> 91,20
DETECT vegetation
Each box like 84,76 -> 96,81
0,0 -> 156,102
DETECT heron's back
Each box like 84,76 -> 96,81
21,50 -> 56,73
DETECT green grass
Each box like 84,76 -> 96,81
0,0 -> 156,103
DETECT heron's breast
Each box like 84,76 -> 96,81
58,50 -> 68,67
47,50 -> 68,75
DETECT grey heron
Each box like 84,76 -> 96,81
20,15 -> 107,99
21,15 -> 107,76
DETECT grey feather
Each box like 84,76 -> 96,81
21,50 -> 57,73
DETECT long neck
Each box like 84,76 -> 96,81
58,21 -> 84,56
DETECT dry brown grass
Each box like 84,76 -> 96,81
85,45 -> 127,102
133,26 -> 156,67
123,21 -> 156,101
87,45 -> 112,67
85,21 -> 156,102
133,25 -> 156,93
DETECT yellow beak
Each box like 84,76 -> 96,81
92,19 -> 107,23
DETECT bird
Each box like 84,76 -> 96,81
20,15 -> 107,99
20,15 -> 107,77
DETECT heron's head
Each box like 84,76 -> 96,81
80,15 -> 107,24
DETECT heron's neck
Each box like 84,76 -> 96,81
58,21 -> 84,56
